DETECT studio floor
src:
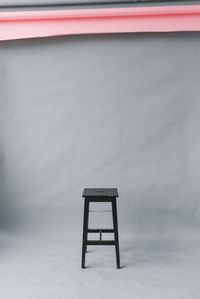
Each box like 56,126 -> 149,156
0,223 -> 200,299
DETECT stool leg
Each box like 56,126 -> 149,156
112,198 -> 120,269
81,198 -> 89,268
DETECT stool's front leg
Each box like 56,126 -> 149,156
112,198 -> 120,269
81,198 -> 89,268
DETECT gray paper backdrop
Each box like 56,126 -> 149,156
1,32 -> 200,299
1,32 -> 200,237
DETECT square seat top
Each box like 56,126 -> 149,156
82,188 -> 118,198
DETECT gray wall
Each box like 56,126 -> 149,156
0,32 -> 200,237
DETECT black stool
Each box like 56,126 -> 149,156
81,188 -> 120,269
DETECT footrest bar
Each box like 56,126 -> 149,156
87,240 -> 115,246
88,229 -> 114,233
89,210 -> 112,213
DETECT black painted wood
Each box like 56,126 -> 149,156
88,228 -> 114,233
87,240 -> 115,245
82,188 -> 118,198
81,188 -> 120,269
81,198 -> 90,269
111,198 -> 120,268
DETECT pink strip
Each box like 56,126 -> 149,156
0,5 -> 200,41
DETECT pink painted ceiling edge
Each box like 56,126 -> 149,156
0,5 -> 200,41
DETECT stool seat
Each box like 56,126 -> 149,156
82,188 -> 118,198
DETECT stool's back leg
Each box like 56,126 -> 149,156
81,198 -> 89,268
112,198 -> 120,269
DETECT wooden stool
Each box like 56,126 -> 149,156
81,188 -> 120,269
